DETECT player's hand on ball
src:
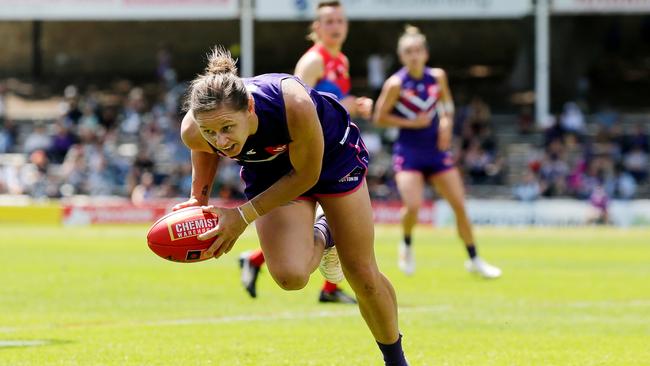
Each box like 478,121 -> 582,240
197,206 -> 247,258
172,197 -> 202,211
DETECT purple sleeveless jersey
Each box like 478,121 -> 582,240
227,73 -> 368,199
390,67 -> 454,178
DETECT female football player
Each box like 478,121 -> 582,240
175,47 -> 408,366
373,25 -> 501,278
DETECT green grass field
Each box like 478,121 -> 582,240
1,224 -> 649,365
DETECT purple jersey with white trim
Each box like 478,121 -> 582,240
391,67 -> 442,153
222,73 -> 368,199
390,67 -> 454,177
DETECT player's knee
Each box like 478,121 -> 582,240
271,270 -> 309,291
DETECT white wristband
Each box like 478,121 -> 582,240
237,206 -> 251,225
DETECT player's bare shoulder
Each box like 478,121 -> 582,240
281,78 -> 317,125
180,111 -> 213,153
296,50 -> 324,70
430,67 -> 448,81
384,74 -> 403,92
294,50 -> 324,85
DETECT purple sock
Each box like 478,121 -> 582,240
377,334 -> 408,366
313,214 -> 334,249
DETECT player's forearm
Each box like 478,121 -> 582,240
243,167 -> 320,221
374,113 -> 418,129
439,114 -> 454,130
190,150 -> 220,205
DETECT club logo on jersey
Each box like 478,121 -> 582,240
168,216 -> 218,240
264,144 -> 288,154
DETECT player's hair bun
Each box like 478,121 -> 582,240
403,24 -> 421,36
206,46 -> 238,75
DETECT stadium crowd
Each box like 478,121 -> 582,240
514,101 -> 648,202
0,76 -> 648,205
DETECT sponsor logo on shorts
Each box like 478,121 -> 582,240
168,216 -> 218,241
338,166 -> 364,183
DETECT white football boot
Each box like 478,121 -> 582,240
398,241 -> 415,275
465,257 -> 502,279
314,206 -> 344,284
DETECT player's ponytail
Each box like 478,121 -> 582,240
205,46 -> 238,75
184,46 -> 248,114
398,24 -> 428,53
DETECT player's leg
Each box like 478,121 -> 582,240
319,182 -> 407,365
430,168 -> 501,278
254,199 -> 323,290
315,204 -> 357,304
394,171 -> 425,274
239,248 -> 265,298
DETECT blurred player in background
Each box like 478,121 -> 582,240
175,47 -> 409,366
373,25 -> 501,279
239,0 -> 372,303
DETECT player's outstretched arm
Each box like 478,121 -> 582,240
173,111 -> 220,211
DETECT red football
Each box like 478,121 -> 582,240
146,206 -> 218,262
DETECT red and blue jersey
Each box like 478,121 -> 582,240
308,44 -> 351,100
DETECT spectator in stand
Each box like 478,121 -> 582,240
22,150 -> 60,198
513,171 -> 541,202
539,139 -> 570,197
594,102 -> 619,129
560,101 -> 585,134
49,120 -> 78,164
131,171 -> 158,205
87,154 -> 118,196
0,118 -> 18,153
614,163 -> 637,199
626,122 -> 649,153
0,159 -> 24,195
544,115 -> 566,148
623,145 -> 649,183
79,104 -> 100,131
62,85 -> 83,125
23,122 -> 52,155
466,96 -> 491,135
120,87 -> 147,136
517,105 -> 534,135
463,139 -> 492,184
